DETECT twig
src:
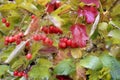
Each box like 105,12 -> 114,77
108,0 -> 119,11
109,20 -> 120,30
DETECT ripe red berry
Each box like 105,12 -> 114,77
63,38 -> 68,43
16,39 -> 21,45
18,32 -> 24,37
8,36 -> 14,43
43,38 -> 52,45
25,41 -> 30,47
26,53 -> 32,60
4,41 -> 8,45
23,73 -> 28,78
2,18 -> 7,23
59,42 -> 67,49
31,15 -> 35,19
5,36 -> 9,42
17,72 -> 23,77
66,39 -> 72,46
13,70 -> 18,76
5,22 -> 10,27
33,35 -> 40,41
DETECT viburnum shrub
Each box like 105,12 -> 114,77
0,0 -> 120,80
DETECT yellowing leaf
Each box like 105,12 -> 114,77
37,0 -> 50,6
71,48 -> 82,59
52,4 -> 71,15
18,2 -> 40,15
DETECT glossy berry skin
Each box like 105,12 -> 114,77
5,22 -> 10,27
31,15 -> 35,19
59,42 -> 67,49
26,53 -> 32,60
13,70 -> 18,76
17,72 -> 23,77
2,18 -> 7,23
66,39 -> 72,46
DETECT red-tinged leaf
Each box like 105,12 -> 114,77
80,0 -> 100,8
56,75 -> 73,80
78,6 -> 98,24
39,46 -> 58,55
76,66 -> 86,80
70,24 -> 88,48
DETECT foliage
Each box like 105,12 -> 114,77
0,0 -> 120,80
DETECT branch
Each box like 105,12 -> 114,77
108,0 -> 119,11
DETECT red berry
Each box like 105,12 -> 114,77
33,34 -> 40,41
8,36 -> 14,43
26,53 -> 32,60
43,38 -> 53,45
66,39 -> 72,46
2,18 -> 7,23
17,72 -> 23,77
5,22 -> 10,27
5,36 -> 9,42
59,42 -> 67,49
63,38 -> 68,43
13,70 -> 18,76
14,34 -> 20,40
25,41 -> 30,47
31,15 -> 35,19
18,32 -> 24,37
23,73 -> 28,78
4,41 -> 8,45
16,39 -> 21,45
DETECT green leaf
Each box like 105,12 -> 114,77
18,2 -> 40,15
0,65 -> 9,76
0,3 -> 17,11
98,22 -> 108,31
0,46 -> 15,62
28,58 -> 52,79
11,56 -> 26,70
111,4 -> 120,16
80,55 -> 103,70
31,42 -> 41,59
54,59 -> 75,75
100,54 -> 120,80
108,29 -> 120,40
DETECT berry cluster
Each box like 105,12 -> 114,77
1,18 -> 10,27
13,70 -> 28,78
32,34 -> 53,46
41,25 -> 63,34
4,32 -> 24,45
59,38 -> 79,49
